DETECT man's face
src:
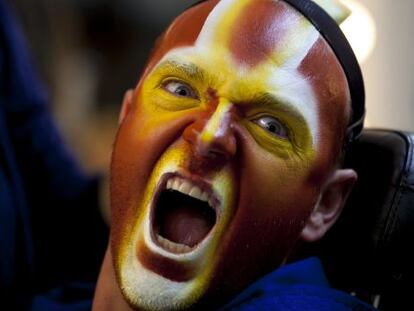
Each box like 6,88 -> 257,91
110,0 -> 350,309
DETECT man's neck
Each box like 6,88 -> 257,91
93,247 -> 135,311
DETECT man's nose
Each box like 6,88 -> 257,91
183,98 -> 236,159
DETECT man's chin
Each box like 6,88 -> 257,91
117,256 -> 205,311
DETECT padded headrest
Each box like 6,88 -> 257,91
316,129 -> 414,309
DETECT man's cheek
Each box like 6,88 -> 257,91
116,107 -> 184,172
110,107 -> 196,253
110,149 -> 144,253
236,139 -> 320,239
109,113 -> 160,249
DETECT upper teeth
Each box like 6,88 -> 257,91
166,177 -> 212,206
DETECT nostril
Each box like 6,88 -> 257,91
208,150 -> 224,158
197,135 -> 236,160
200,146 -> 225,159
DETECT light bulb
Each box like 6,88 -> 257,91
340,0 -> 377,64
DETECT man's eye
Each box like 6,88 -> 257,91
254,116 -> 289,139
163,80 -> 198,99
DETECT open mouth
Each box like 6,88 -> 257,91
151,175 -> 218,254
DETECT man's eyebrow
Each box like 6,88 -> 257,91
154,60 -> 206,81
252,92 -> 306,121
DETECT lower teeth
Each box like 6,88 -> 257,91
156,234 -> 192,253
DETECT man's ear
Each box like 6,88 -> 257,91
119,89 -> 134,124
300,169 -> 357,242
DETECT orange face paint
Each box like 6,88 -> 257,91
228,0 -> 296,67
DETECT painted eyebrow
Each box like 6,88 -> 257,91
153,60 -> 206,82
251,93 -> 307,122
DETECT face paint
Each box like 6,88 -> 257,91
110,0 -> 350,309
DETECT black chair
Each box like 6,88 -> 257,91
306,129 -> 414,310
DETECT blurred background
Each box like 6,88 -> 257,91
7,0 -> 414,175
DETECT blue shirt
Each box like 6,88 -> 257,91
220,257 -> 377,311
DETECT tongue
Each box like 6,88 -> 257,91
159,193 -> 215,247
